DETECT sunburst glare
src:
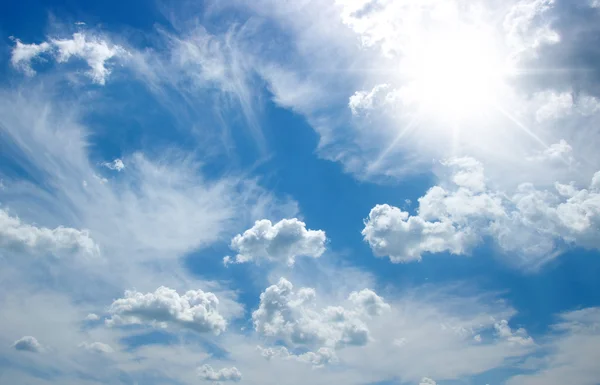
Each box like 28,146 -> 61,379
401,24 -> 511,119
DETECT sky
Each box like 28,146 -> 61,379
1,0 -> 600,384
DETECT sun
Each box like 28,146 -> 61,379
401,25 -> 510,119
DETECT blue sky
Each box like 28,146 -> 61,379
1,1 -> 600,385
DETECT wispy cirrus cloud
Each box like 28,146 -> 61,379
11,33 -> 127,84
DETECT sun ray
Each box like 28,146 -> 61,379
367,110 -> 423,174
492,103 -> 549,150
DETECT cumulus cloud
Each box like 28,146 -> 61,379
225,218 -> 326,266
419,378 -> 437,385
79,341 -> 114,353
257,345 -> 337,367
363,157 -> 600,267
106,286 -> 226,334
12,336 -> 43,352
85,313 -> 100,321
349,84 -> 392,116
0,209 -> 100,259
503,0 -> 560,57
101,159 -> 125,171
198,364 -> 242,382
348,289 -> 392,316
252,278 -> 389,349
362,203 -> 478,263
11,32 -> 127,84
494,320 -> 534,346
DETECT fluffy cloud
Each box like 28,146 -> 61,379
362,203 -> 477,263
503,0 -> 560,56
348,289 -> 392,316
419,378 -> 436,385
225,219 -> 326,266
363,157 -> 600,267
106,286 -> 226,334
494,320 -> 534,346
198,364 -> 242,382
12,336 -> 43,352
252,278 -> 389,349
349,84 -> 392,116
11,32 -> 127,84
85,313 -> 100,321
257,345 -> 337,367
0,209 -> 99,259
79,341 -> 114,353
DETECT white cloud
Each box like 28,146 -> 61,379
535,92 -> 574,122
10,39 -> 52,76
128,24 -> 269,152
420,378 -> 436,385
362,203 -> 477,263
363,157 -> 600,268
198,364 -> 242,382
79,341 -> 114,353
494,320 -> 534,346
504,0 -> 560,57
349,84 -> 391,116
349,289 -> 392,316
257,345 -> 338,367
101,159 -> 125,171
532,91 -> 600,124
106,286 -> 227,334
12,336 -> 43,352
252,278 -> 388,349
85,313 -> 99,321
226,218 -> 326,266
526,139 -> 574,166
11,32 -> 127,84
51,33 -> 127,84
0,208 -> 99,259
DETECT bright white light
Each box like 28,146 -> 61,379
402,26 -> 509,119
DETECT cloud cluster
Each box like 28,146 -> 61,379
11,33 -> 127,84
225,219 -> 326,266
494,320 -> 534,346
198,364 -> 242,382
257,345 -> 337,367
363,157 -> 600,267
107,286 -> 227,334
252,278 -> 389,349
0,208 -> 99,259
